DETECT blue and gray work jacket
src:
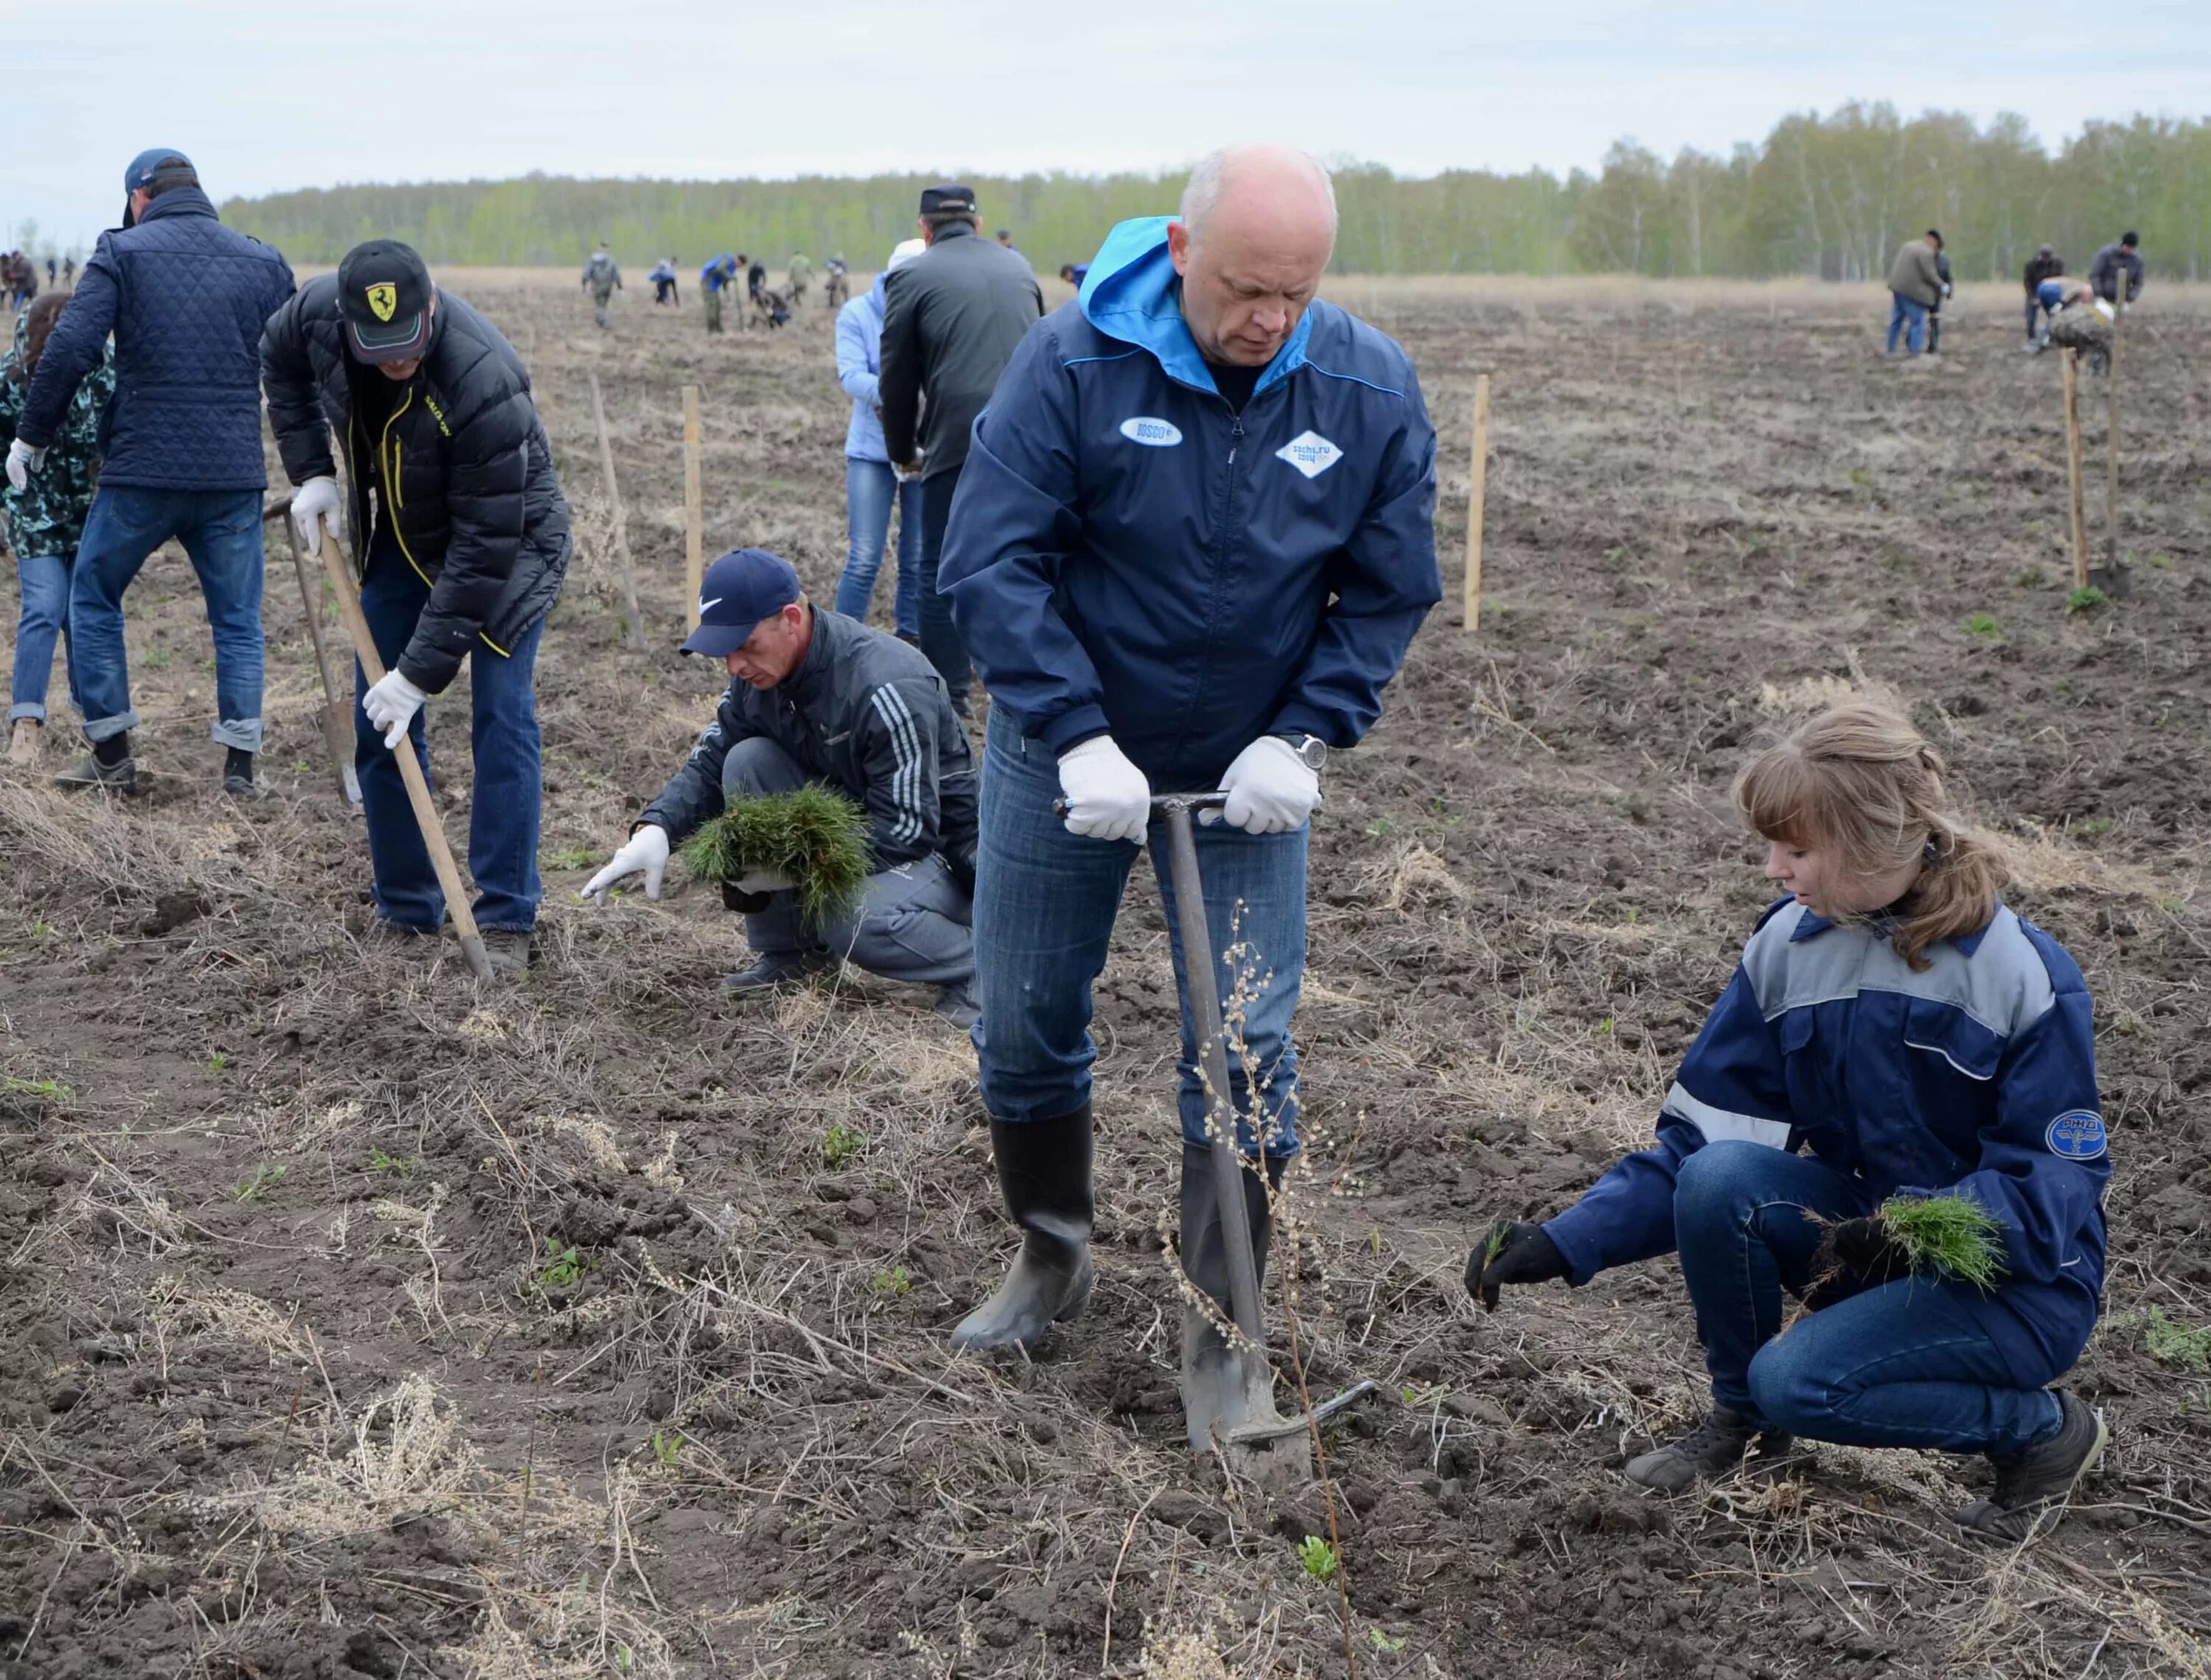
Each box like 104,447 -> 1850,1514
1544,897 -> 2109,1376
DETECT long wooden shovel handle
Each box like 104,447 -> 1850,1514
313,513 -> 495,981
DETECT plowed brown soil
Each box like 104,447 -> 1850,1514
4,273 -> 2210,1679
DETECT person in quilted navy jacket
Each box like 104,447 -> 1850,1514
9,149 -> 294,795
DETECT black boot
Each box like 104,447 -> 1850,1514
1179,1142 -> 1285,1452
951,1107 -> 1095,1352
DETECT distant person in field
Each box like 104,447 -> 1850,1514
1058,262 -> 1089,287
877,182 -> 1044,713
701,253 -> 739,333
262,239 -> 572,975
649,256 -> 680,306
7,147 -> 294,796
578,547 -> 979,1025
1885,228 -> 1943,357
747,256 -> 767,307
823,253 -> 850,309
2022,245 -> 2064,349
581,239 -> 622,329
44,256 -> 55,285
939,144 -> 1441,1438
62,256 -> 76,288
2089,232 -> 2142,309
2033,275 -> 2098,353
2,293 -> 113,765
1924,244 -> 1955,355
1474,702 -> 2111,1544
833,239 -> 926,643
995,228 -> 1024,264
786,251 -> 812,304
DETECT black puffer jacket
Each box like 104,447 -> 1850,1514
640,607 -> 978,878
262,278 -> 570,693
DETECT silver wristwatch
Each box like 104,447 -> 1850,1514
1275,733 -> 1328,771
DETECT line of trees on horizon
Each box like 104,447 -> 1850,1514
221,103 -> 2211,282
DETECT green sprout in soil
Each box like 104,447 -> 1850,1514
531,1239 -> 588,1292
1297,1536 -> 1340,1583
2148,553 -> 2176,571
2138,1306 -> 2211,1373
1963,612 -> 2003,641
542,847 -> 599,871
366,1148 -> 416,1177
1369,1629 -> 1408,1655
872,1264 -> 912,1298
2075,815 -> 2115,836
234,1163 -> 287,1202
1480,1219 -> 1512,1270
1878,1193 -> 2006,1292
3,1075 -> 73,1102
647,1427 -> 682,1471
681,785 -> 871,929
822,1121 -> 866,1169
207,1051 -> 229,1073
2067,585 -> 2110,615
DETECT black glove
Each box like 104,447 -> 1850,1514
1828,1217 -> 1911,1285
1466,1219 -> 1568,1312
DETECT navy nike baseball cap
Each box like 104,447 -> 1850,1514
681,549 -> 802,657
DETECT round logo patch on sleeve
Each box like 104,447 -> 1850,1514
2045,1110 -> 2107,1160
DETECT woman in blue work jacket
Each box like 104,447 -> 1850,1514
1473,701 -> 2110,1544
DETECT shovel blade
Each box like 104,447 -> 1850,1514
322,701 -> 363,808
2086,563 -> 2134,601
1185,1312 -> 1313,1491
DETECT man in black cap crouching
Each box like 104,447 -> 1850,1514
261,240 -> 571,973
878,183 -> 1042,713
579,547 -> 980,1026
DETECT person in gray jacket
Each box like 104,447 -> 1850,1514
2089,234 -> 2143,308
879,183 -> 1044,713
579,547 -> 979,1025
1886,230 -> 1943,357
581,241 -> 621,329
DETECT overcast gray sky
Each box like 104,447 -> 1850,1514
7,0 -> 2208,251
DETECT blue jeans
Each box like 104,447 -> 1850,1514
1674,1142 -> 2067,1456
972,707 -> 1306,1153
354,538 -> 545,934
1886,293 -> 1929,355
10,553 -> 83,724
70,485 -> 265,749
834,459 -> 923,638
917,467 -> 971,710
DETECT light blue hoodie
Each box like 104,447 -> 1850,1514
835,275 -> 890,462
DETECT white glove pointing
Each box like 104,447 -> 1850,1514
362,670 -> 428,750
580,825 -> 671,903
1057,735 -> 1150,843
290,476 -> 342,557
1217,736 -> 1320,835
6,438 -> 45,494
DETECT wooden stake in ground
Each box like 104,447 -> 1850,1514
682,383 -> 705,626
312,515 -> 495,982
587,371 -> 649,650
1463,374 -> 1492,632
2061,349 -> 2090,592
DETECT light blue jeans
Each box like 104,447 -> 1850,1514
971,708 -> 1307,1155
834,458 -> 923,638
1886,293 -> 1929,356
10,553 -> 83,723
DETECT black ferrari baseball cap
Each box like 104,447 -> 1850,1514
336,239 -> 435,364
681,549 -> 802,657
920,183 -> 977,215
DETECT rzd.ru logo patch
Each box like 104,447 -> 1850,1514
2045,1110 -> 2107,1160
364,282 -> 398,323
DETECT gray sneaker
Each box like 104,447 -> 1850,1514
932,979 -> 980,1029
1957,1391 -> 2109,1544
1624,1407 -> 1795,1494
482,930 -> 534,976
720,946 -> 836,993
54,752 -> 136,794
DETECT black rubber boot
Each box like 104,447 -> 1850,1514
1957,1390 -> 2109,1544
951,1107 -> 1095,1353
1624,1407 -> 1795,1493
1179,1142 -> 1286,1452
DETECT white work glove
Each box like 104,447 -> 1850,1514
362,669 -> 428,750
579,825 -> 671,903
1057,735 -> 1150,844
731,868 -> 792,894
892,447 -> 926,483
1217,736 -> 1321,835
290,476 -> 342,556
5,438 -> 44,493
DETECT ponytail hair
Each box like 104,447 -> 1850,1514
1733,701 -> 2008,970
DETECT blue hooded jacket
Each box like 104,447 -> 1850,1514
18,187 -> 294,491
836,274 -> 890,462
1544,897 -> 2109,1379
940,216 -> 1441,788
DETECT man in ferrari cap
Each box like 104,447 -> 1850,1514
261,239 -> 571,973
9,147 -> 295,794
579,547 -> 979,1026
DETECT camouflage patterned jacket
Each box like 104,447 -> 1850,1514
0,309 -> 113,559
